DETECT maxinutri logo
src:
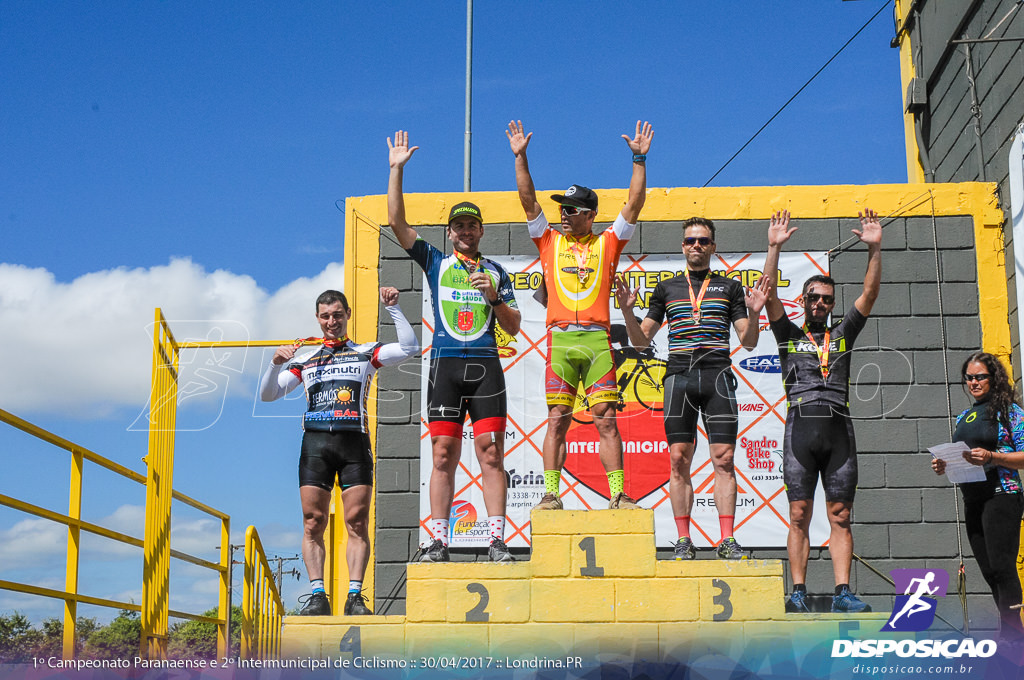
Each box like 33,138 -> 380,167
882,568 -> 949,632
832,568 -> 998,660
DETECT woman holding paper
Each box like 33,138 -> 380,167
931,352 -> 1024,639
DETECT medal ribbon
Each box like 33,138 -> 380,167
801,324 -> 831,381
569,235 -> 593,283
453,250 -> 480,274
683,269 -> 712,324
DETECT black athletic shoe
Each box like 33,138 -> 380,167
715,537 -> 749,560
832,586 -> 871,613
673,537 -> 696,560
344,591 -> 372,616
298,591 -> 331,616
488,538 -> 515,562
785,590 -> 811,613
420,538 -> 450,562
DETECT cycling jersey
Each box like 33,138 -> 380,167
954,400 -> 1024,497
528,212 -> 635,329
769,306 -> 867,408
407,239 -> 517,359
646,270 -> 747,373
259,304 -> 418,433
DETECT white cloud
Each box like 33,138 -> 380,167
0,259 -> 344,417
0,517 -> 65,570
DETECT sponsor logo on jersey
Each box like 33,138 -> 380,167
739,355 -> 781,373
304,363 -> 363,381
737,403 -> 765,412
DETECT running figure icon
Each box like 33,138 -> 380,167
888,572 -> 939,627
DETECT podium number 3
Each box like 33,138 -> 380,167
578,536 -> 605,576
712,578 -> 733,621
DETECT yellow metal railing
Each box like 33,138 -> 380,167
241,526 -> 284,659
0,407 -> 230,659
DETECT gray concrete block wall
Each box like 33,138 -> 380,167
370,213 -> 1000,629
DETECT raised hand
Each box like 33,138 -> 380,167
622,120 -> 654,155
271,344 -> 297,366
506,120 -> 532,156
469,271 -> 497,302
614,273 -> 638,311
768,210 -> 797,247
380,286 -> 399,306
853,208 -> 882,247
745,274 -> 772,313
387,130 -> 419,169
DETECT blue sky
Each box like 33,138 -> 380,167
0,0 -> 906,622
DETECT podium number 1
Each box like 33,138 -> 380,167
578,536 -> 605,576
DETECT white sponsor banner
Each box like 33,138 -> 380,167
417,251 -> 831,550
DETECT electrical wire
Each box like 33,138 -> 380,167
703,0 -> 893,187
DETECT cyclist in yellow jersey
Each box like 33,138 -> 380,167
507,119 -> 653,511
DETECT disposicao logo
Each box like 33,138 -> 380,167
832,568 -> 997,659
882,568 -> 948,632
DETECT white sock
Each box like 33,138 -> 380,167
488,516 -> 506,542
431,518 -> 450,546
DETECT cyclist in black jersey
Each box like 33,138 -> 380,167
616,217 -> 772,561
259,286 -> 419,616
764,208 -> 882,614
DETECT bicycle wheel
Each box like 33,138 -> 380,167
633,360 -> 666,411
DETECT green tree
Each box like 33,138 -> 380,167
167,606 -> 242,660
81,609 -> 140,660
0,612 -> 42,663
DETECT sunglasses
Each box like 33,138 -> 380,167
804,293 -> 835,305
964,373 -> 991,383
561,205 -> 591,217
683,236 -> 713,246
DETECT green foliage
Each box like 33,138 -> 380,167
0,613 -> 100,661
0,612 -> 42,663
80,609 -> 141,660
0,605 -> 239,662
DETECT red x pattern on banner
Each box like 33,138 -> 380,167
415,252 -> 832,549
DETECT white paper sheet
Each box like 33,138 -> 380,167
928,442 -> 987,484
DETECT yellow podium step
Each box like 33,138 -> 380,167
281,508 -> 890,662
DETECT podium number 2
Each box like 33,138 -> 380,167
465,582 -> 490,622
578,536 -> 605,576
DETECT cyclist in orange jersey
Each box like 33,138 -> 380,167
507,119 -> 653,512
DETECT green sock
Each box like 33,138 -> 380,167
607,469 -> 624,496
544,469 -> 561,496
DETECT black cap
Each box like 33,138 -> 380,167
550,184 -> 598,211
448,201 -> 483,225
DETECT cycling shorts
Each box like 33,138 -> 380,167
545,330 -> 617,408
299,431 -> 373,491
426,356 -> 507,438
663,366 -> 738,445
783,403 -> 857,503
